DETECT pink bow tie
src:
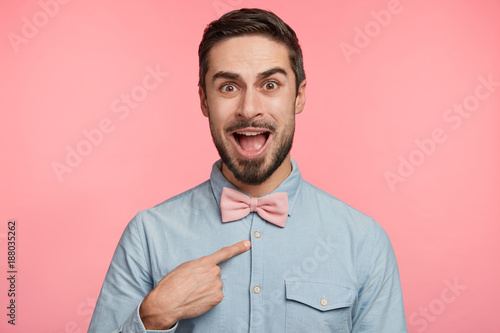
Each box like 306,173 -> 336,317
220,187 -> 288,227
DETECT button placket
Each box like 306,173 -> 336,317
249,213 -> 265,333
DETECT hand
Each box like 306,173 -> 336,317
139,240 -> 251,330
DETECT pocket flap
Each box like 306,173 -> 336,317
285,280 -> 355,312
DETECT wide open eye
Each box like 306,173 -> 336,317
221,83 -> 238,93
263,81 -> 278,91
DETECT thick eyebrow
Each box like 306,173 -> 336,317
212,71 -> 240,83
211,67 -> 288,83
257,67 -> 288,80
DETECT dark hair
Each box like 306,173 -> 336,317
198,8 -> 305,95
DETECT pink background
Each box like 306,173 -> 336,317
1,0 -> 499,332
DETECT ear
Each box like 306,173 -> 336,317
199,86 -> 209,117
294,80 -> 306,114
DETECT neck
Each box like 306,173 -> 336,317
221,155 -> 292,197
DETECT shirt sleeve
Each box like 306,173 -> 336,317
88,213 -> 178,333
351,222 -> 408,333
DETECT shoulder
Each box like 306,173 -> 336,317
150,180 -> 212,212
298,180 -> 392,249
129,180 -> 214,228
300,180 -> 376,227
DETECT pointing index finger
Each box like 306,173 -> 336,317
209,240 -> 251,264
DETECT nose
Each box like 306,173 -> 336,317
238,89 -> 263,120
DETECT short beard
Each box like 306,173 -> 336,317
210,117 -> 295,185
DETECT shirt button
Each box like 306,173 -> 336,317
254,231 -> 261,238
320,298 -> 328,306
253,286 -> 261,294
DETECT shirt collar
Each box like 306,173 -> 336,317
210,159 -> 303,218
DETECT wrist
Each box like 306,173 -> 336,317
139,296 -> 178,330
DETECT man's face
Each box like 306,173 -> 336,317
199,35 -> 306,185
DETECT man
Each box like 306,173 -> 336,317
89,8 -> 407,332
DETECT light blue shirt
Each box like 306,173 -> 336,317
89,159 -> 407,332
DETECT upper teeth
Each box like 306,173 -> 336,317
236,131 -> 264,136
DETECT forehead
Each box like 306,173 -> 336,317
206,35 -> 293,79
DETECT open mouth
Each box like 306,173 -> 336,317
230,128 -> 272,158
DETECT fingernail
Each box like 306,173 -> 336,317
244,240 -> 251,249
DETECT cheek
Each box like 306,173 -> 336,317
209,99 -> 239,124
266,97 -> 295,120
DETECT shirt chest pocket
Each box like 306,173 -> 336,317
285,280 -> 355,333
